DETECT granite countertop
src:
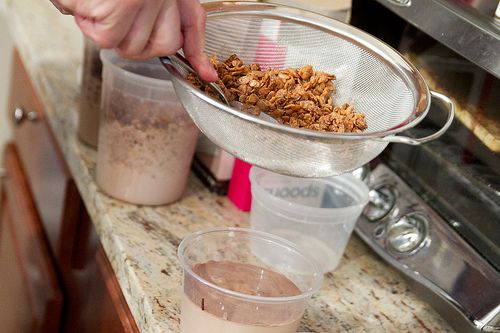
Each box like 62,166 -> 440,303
4,0 -> 455,332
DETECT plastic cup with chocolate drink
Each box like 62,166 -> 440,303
177,228 -> 323,333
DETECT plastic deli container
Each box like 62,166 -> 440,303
78,38 -> 102,147
178,228 -> 323,333
96,50 -> 199,205
249,167 -> 369,273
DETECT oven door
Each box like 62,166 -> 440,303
351,1 -> 500,332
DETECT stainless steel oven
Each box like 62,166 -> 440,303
350,1 -> 500,332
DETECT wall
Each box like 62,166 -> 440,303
0,9 -> 14,157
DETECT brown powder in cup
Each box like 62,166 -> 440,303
96,89 -> 198,205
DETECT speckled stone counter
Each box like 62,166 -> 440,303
4,1 -> 455,332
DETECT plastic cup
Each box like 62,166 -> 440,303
177,228 -> 323,333
249,167 -> 369,273
78,37 -> 102,147
96,50 -> 198,205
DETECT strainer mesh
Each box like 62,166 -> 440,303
169,9 -> 423,177
204,16 -> 415,132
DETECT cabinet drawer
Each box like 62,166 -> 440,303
7,49 -> 80,260
0,144 -> 63,333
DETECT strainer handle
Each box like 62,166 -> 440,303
380,91 -> 455,145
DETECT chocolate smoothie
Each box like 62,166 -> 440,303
181,260 -> 304,333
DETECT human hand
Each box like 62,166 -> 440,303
51,0 -> 218,81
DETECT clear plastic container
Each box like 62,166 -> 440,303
178,228 -> 323,333
78,38 -> 102,147
96,50 -> 199,205
249,167 -> 369,273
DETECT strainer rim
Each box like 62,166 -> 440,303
167,1 -> 431,140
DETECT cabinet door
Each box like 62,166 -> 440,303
79,246 -> 140,333
0,144 -> 63,333
63,207 -> 139,333
7,49 -> 81,263
0,196 -> 34,333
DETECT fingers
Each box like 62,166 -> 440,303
75,0 -> 141,49
49,0 -> 74,15
177,0 -> 217,82
52,0 -> 77,14
115,0 -> 164,57
124,0 -> 183,59
57,0 -> 215,77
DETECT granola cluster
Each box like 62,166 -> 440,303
187,54 -> 367,133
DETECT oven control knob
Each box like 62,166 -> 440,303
363,184 -> 397,222
387,212 -> 429,255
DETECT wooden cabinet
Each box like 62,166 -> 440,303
0,144 -> 63,333
0,49 -> 139,333
80,245 -> 140,333
8,49 -> 81,265
64,208 -> 139,333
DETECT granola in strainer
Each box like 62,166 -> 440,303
187,54 -> 367,133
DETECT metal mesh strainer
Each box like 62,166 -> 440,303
163,1 -> 454,177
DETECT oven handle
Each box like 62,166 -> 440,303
380,91 -> 455,145
383,0 -> 412,7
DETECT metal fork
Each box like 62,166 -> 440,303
159,53 -> 230,105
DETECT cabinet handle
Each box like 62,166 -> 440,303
13,106 -> 38,125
